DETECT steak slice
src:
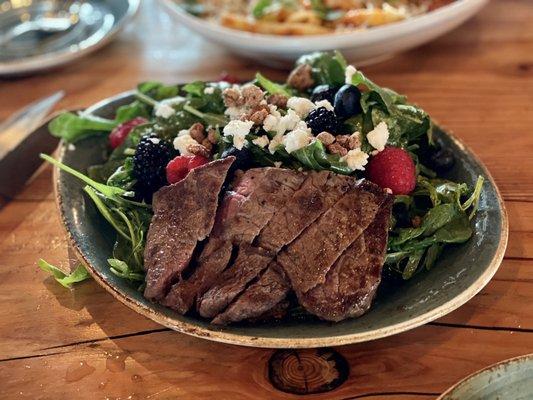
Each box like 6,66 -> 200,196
197,244 -> 273,318
277,180 -> 388,295
298,199 -> 393,321
206,171 -> 353,323
163,168 -> 305,313
143,157 -> 234,301
211,262 -> 290,325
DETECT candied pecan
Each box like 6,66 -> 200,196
327,143 -> 348,156
201,138 -> 213,152
287,64 -> 314,91
222,87 -> 244,107
316,131 -> 335,145
244,104 -> 269,125
207,129 -> 219,144
335,134 -> 351,149
267,93 -> 288,108
189,122 -> 205,143
187,143 -> 211,158
241,84 -> 264,107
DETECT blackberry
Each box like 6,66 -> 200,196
305,107 -> 339,135
133,134 -> 173,200
310,85 -> 338,104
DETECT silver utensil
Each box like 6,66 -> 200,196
0,91 -> 64,199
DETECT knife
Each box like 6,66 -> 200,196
0,91 -> 64,200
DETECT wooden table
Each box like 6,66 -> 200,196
1,0 -> 532,398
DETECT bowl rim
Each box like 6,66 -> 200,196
157,0 -> 489,48
437,353 -> 533,399
52,90 -> 508,349
0,0 -> 140,76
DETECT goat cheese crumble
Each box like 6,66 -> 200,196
204,87 -> 215,94
367,121 -> 390,152
155,103 -> 175,119
173,134 -> 198,156
252,135 -> 269,148
287,97 -> 315,118
283,128 -> 312,153
223,120 -> 254,150
345,65 -> 357,85
315,99 -> 334,112
342,148 -> 369,171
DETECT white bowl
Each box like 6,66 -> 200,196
158,0 -> 488,66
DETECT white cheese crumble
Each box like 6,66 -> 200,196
268,134 -> 284,154
342,148 -> 369,171
148,137 -> 160,144
223,120 -> 254,150
283,128 -> 312,154
204,86 -> 215,94
155,103 -> 175,119
263,107 -> 301,136
178,129 -> 190,137
315,99 -> 334,112
252,135 -> 269,148
173,134 -> 198,156
367,121 -> 389,152
287,97 -> 315,118
224,106 -> 245,121
345,65 -> 357,84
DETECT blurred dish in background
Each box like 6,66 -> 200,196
158,0 -> 488,66
183,0 -> 455,36
0,0 -> 139,76
439,354 -> 533,400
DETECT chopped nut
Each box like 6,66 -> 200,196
201,138 -> 213,151
317,131 -> 335,145
241,84 -> 264,107
267,93 -> 288,108
327,143 -> 348,156
187,143 -> 211,158
222,87 -> 244,107
207,129 -> 219,144
189,122 -> 205,143
287,64 -> 315,91
412,216 -> 422,228
335,135 -> 351,149
244,104 -> 269,125
348,132 -> 361,149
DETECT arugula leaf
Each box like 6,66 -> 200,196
402,249 -> 424,280
108,259 -> 145,281
115,101 -> 150,123
255,73 -> 292,96
183,104 -> 227,127
38,259 -> 90,288
48,112 -> 117,143
137,81 -> 179,101
296,51 -> 345,87
106,157 -> 136,191
252,0 -> 272,18
183,81 -> 206,97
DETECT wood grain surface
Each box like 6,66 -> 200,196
1,0 -> 532,398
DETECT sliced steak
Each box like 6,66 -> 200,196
277,180 -> 388,295
298,199 -> 393,321
197,244 -> 273,318
211,262 -> 290,325
207,171 -> 353,323
143,157 -> 234,301
163,168 -> 305,313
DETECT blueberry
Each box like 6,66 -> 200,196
428,147 -> 455,173
221,146 -> 254,173
310,85 -> 338,104
334,84 -> 362,120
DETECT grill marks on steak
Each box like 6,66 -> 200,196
143,157 -> 234,301
297,196 -> 393,321
162,168 -> 305,313
276,179 -> 388,295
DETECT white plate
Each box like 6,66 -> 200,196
157,0 -> 488,66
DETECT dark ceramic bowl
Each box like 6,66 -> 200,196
54,92 -> 508,348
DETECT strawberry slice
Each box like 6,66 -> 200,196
109,117 -> 148,149
166,155 -> 210,184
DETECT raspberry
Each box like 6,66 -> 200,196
133,135 -> 173,200
305,107 -> 339,135
366,147 -> 416,195
109,117 -> 147,149
166,155 -> 210,184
